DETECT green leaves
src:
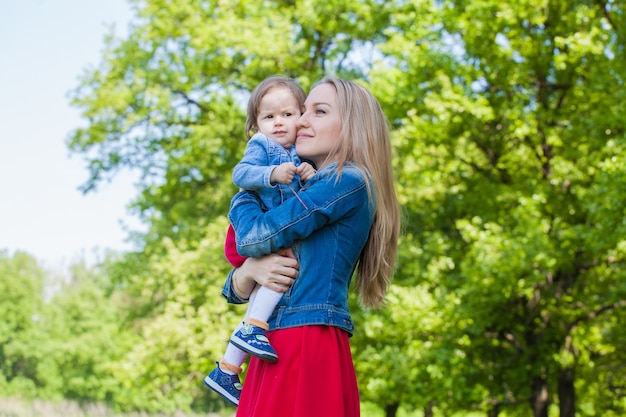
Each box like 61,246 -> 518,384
104,219 -> 243,412
358,0 -> 626,415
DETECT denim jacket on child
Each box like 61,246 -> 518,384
222,163 -> 375,336
232,132 -> 302,210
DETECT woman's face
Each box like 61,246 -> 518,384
295,83 -> 342,170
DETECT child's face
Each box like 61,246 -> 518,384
256,87 -> 301,148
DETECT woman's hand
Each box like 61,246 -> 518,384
232,248 -> 299,298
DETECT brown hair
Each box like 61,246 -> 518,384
245,75 -> 307,139
312,76 -> 401,308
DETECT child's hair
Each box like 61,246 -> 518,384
313,76 -> 401,308
245,75 -> 307,139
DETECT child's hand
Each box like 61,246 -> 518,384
270,162 -> 297,184
297,162 -> 316,183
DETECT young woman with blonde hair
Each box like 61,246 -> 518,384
220,76 -> 400,417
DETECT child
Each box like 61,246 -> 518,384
204,75 -> 315,406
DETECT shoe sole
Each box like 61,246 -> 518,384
230,336 -> 278,363
203,376 -> 239,406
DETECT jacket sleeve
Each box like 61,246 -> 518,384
221,269 -> 250,304
228,165 -> 371,258
232,134 -> 276,190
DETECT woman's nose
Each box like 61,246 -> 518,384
297,113 -> 308,127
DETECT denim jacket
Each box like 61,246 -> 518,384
232,132 -> 302,210
222,163 -> 374,336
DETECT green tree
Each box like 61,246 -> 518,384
37,258 -> 136,403
65,2 -> 397,410
0,251 -> 45,395
105,219 -> 241,413
365,0 -> 626,416
0,251 -> 138,403
66,0 -> 626,415
67,0 -> 393,250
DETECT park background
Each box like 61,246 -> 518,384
1,1 -> 625,417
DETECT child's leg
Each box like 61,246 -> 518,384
221,341 -> 247,375
230,285 -> 282,362
221,285 -> 259,372
244,285 -> 283,323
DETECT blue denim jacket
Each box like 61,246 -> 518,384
222,164 -> 374,335
232,132 -> 302,210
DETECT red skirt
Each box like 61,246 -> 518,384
236,325 -> 360,417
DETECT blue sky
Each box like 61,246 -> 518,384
0,1 -> 140,272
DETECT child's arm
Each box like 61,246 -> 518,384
232,134 -> 275,190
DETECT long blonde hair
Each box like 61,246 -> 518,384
315,76 -> 401,308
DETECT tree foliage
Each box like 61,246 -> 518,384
0,250 -> 45,395
105,218 -> 241,413
362,1 -> 626,416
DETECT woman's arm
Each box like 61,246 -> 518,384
222,249 -> 299,303
230,165 -> 371,258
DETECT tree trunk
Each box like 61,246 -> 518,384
558,367 -> 576,417
424,401 -> 434,417
530,375 -> 550,417
384,402 -> 399,417
488,404 -> 500,417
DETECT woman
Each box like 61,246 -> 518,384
222,76 -> 400,417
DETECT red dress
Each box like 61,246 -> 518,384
224,224 -> 247,267
236,325 -> 360,417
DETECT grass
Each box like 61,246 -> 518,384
0,398 -> 233,417
0,397 -> 484,417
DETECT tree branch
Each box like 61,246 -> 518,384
569,299 -> 626,330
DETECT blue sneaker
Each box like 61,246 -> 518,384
204,362 -> 242,406
230,322 -> 278,363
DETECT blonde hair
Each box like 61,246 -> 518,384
314,76 -> 401,308
245,75 -> 307,139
